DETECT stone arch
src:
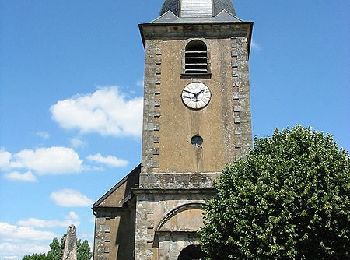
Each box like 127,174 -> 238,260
153,203 -> 205,259
156,202 -> 205,232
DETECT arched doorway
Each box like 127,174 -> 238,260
177,244 -> 202,260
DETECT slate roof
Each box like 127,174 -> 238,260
152,9 -> 243,24
160,0 -> 236,17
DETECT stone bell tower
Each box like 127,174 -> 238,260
93,0 -> 253,259
135,0 -> 253,259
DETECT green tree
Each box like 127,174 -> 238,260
77,239 -> 93,260
47,237 -> 62,260
23,236 -> 92,260
200,126 -> 350,259
23,254 -> 47,260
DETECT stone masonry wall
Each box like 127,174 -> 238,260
231,36 -> 253,157
94,205 -> 135,260
142,40 -> 162,174
137,22 -> 253,260
135,192 -> 214,260
140,27 -> 253,175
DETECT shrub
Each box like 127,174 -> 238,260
200,126 -> 350,259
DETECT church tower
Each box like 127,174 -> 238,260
136,0 -> 253,259
93,0 -> 253,259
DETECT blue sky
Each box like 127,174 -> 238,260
0,0 -> 349,258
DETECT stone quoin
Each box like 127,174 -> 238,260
93,0 -> 253,259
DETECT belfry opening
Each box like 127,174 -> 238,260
93,0 -> 253,259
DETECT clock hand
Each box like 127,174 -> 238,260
183,90 -> 196,98
194,89 -> 205,101
194,93 -> 199,101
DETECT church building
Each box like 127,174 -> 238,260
93,0 -> 253,259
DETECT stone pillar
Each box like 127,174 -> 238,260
62,225 -> 77,260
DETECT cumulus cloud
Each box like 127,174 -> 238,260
0,212 -> 81,258
0,149 -> 11,170
0,222 -> 55,241
1,147 -> 128,179
10,147 -> 82,175
5,171 -> 37,182
0,221 -> 53,258
0,221 -> 61,258
70,137 -> 86,149
17,211 -> 79,228
0,243 -> 49,259
86,153 -> 128,168
1,147 -> 83,182
50,189 -> 93,207
50,87 -> 143,137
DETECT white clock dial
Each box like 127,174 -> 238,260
181,82 -> 211,109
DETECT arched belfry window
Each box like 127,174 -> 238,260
184,40 -> 208,74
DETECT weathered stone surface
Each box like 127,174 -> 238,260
135,21 -> 252,260
141,28 -> 252,176
93,166 -> 140,259
93,14 -> 253,260
139,172 -> 219,189
135,191 -> 213,259
62,225 -> 77,260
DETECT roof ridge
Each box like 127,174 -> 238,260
160,0 -> 237,18
93,163 -> 141,208
152,10 -> 179,23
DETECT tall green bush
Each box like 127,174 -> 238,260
200,126 -> 350,259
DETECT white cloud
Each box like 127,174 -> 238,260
11,147 -> 82,174
0,222 -> 55,241
17,211 -> 79,228
0,149 -> 11,170
1,147 -> 83,180
50,87 -> 143,137
5,171 -> 37,182
0,221 -> 53,259
50,189 -> 93,207
0,212 -> 81,258
2,256 -> 18,260
0,242 -> 49,259
70,137 -> 86,149
67,211 -> 79,221
87,153 -> 128,168
36,131 -> 50,139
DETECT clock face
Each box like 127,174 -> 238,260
181,82 -> 211,110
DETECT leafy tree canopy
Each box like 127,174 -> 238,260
200,126 -> 350,259
77,240 -> 93,260
47,237 -> 63,260
23,254 -> 47,260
